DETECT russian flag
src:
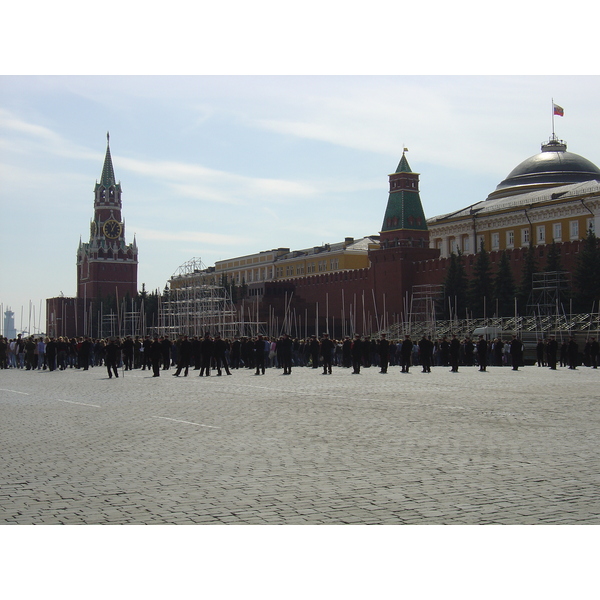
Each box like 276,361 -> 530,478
553,103 -> 564,117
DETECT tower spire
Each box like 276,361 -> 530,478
100,132 -> 116,187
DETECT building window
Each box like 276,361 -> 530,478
587,218 -> 595,235
537,225 -> 546,244
296,265 -> 304,275
492,232 -> 500,250
553,223 -> 562,242
307,263 -> 315,274
570,220 -> 579,240
463,236 -> 470,253
286,266 -> 293,277
506,230 -> 514,248
318,260 -> 326,272
522,228 -> 530,245
330,258 -> 339,270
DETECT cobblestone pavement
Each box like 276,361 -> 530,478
1,363 -> 599,525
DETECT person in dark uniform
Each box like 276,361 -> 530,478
122,335 -> 134,371
278,333 -> 293,375
477,335 -> 488,371
199,332 -> 214,377
161,336 -> 172,370
351,334 -> 362,374
309,335 -> 320,369
342,336 -> 352,368
418,334 -> 433,373
150,336 -> 162,377
509,335 -> 524,371
105,337 -> 120,379
590,337 -> 599,369
173,334 -> 192,377
546,336 -> 558,370
536,339 -> 545,367
567,336 -> 579,370
79,336 -> 93,370
254,334 -> 266,375
378,333 -> 390,373
449,334 -> 460,372
230,337 -> 242,369
320,333 -> 335,374
400,335 -> 413,373
463,337 -> 475,366
214,333 -> 231,376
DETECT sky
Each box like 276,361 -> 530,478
1,4 -> 600,336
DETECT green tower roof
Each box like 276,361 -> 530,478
99,132 -> 116,188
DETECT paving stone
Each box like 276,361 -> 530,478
1,365 -> 600,524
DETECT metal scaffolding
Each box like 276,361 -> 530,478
527,271 -> 570,316
158,258 -> 261,338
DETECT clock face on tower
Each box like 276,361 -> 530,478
103,219 -> 122,239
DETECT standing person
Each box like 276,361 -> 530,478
463,337 -> 475,366
589,337 -> 599,369
400,335 -> 413,373
105,338 -> 120,379
278,333 -> 293,375
546,336 -> 558,370
418,334 -> 433,373
254,334 -> 266,375
173,335 -> 192,377
161,336 -> 172,370
142,335 -> 152,371
214,333 -> 231,376
0,337 -> 7,369
378,333 -> 390,374
320,333 -> 335,375
122,335 -> 134,371
56,337 -> 69,371
230,337 -> 242,369
79,336 -> 93,371
510,335 -> 524,371
567,336 -> 579,370
24,337 -> 36,370
150,336 -> 162,377
439,336 -> 450,367
477,335 -> 488,371
45,338 -> 57,371
199,333 -> 214,377
559,340 -> 568,367
309,335 -> 320,369
493,338 -> 504,366
536,339 -> 545,367
351,334 -> 362,374
449,334 -> 460,372
342,336 -> 352,368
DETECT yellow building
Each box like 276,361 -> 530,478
169,236 -> 379,291
428,135 -> 600,257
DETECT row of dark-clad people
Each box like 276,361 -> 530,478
2,331 -> 598,376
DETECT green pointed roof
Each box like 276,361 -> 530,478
381,189 -> 428,233
395,152 -> 412,173
381,152 -> 428,235
99,132 -> 116,187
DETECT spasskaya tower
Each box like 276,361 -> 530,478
77,134 -> 138,303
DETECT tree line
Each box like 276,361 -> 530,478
443,230 -> 600,318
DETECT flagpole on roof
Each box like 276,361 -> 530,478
551,98 -> 555,137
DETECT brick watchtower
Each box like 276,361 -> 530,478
77,134 -> 138,303
379,150 -> 430,248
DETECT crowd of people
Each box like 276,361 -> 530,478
1,331 -> 598,377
